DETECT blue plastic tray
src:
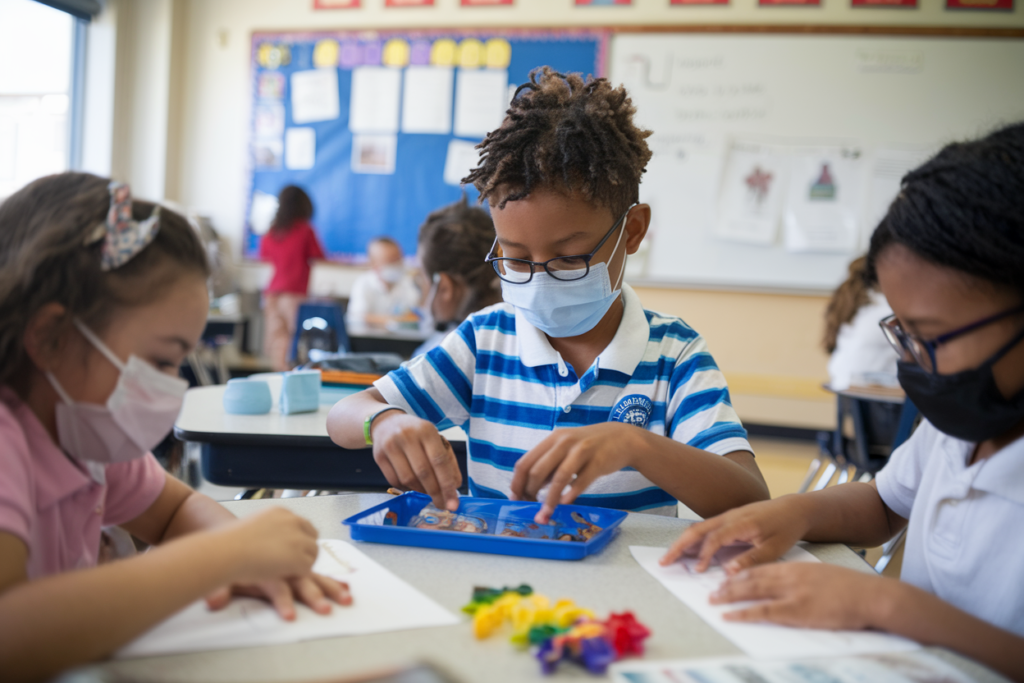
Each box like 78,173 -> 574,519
342,492 -> 627,561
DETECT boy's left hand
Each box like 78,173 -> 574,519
711,562 -> 886,631
509,423 -> 638,524
205,572 -> 352,621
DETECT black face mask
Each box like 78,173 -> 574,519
897,328 -> 1024,443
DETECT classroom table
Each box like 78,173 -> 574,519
174,382 -> 468,492
347,323 -> 431,358
94,494 -> 1005,683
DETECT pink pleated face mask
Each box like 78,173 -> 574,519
46,319 -> 188,466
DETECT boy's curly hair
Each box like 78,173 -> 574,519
462,66 -> 653,216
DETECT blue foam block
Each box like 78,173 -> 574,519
280,370 -> 321,415
222,378 -> 272,415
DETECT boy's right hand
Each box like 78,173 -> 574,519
370,412 -> 462,511
659,496 -> 811,574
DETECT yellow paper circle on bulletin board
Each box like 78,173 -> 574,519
313,39 -> 339,68
430,39 -> 457,66
383,38 -> 411,67
485,38 -> 512,69
456,38 -> 484,69
257,43 -> 291,69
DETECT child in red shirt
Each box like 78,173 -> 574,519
259,186 -> 326,371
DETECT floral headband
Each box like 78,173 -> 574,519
84,181 -> 160,271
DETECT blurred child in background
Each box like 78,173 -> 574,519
346,237 -> 423,332
259,185 -> 325,371
414,196 -> 502,355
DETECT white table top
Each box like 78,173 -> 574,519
93,495 -> 1004,683
175,383 -> 466,444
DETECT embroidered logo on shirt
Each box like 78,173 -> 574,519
610,394 -> 653,428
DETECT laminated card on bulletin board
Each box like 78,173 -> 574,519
245,29 -> 608,262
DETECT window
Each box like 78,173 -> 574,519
0,0 -> 75,199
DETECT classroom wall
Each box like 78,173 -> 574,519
101,0 -> 1022,429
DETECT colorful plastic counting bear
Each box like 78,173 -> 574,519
462,585 -> 650,675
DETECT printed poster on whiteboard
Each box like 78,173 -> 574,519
783,149 -> 864,253
716,141 -> 788,246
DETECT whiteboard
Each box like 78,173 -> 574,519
610,33 -> 1024,292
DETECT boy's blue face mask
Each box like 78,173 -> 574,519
499,213 -> 629,339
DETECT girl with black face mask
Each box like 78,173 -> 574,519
659,122 -> 1024,682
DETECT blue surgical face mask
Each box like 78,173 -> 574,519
500,221 -> 627,338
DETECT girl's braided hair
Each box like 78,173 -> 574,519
463,66 -> 653,216
866,122 -> 1024,298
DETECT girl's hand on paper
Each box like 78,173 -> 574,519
660,497 -> 810,574
371,412 -> 462,511
205,573 -> 352,622
509,423 -> 637,524
710,563 -> 885,631
207,508 -> 352,620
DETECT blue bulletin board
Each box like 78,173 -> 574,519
245,28 -> 608,261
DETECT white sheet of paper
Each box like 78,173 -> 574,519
783,151 -> 864,254
401,66 -> 454,135
630,545 -> 918,660
290,69 -> 340,125
351,134 -> 397,175
349,66 -> 402,134
284,127 -> 316,170
716,141 -> 788,246
454,68 -> 508,138
443,138 -> 480,186
609,651 -> 974,683
117,540 -> 458,659
249,190 -> 279,236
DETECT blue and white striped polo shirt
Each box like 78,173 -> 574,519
374,284 -> 751,516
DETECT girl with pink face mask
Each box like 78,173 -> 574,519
0,174 -> 351,682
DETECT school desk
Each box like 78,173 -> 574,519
174,385 -> 468,492
347,324 -> 431,359
94,494 -> 1006,683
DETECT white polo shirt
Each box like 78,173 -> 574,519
876,420 -> 1024,637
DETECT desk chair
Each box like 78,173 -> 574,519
289,301 -> 350,366
804,395 -> 919,573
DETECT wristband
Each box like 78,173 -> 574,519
364,406 -> 406,445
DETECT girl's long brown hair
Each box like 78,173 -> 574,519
823,256 -> 871,354
0,172 -> 210,388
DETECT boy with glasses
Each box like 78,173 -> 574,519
327,67 -> 769,522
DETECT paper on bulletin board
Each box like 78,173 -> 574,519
249,190 -> 279,235
352,134 -> 397,174
116,540 -> 459,658
291,69 -> 340,124
783,150 -> 865,253
630,545 -> 918,659
285,127 -> 316,170
401,66 -> 454,134
716,141 -> 788,246
349,66 -> 402,134
443,138 -> 481,186
252,139 -> 283,170
254,102 -> 285,140
609,651 -> 974,683
454,68 -> 509,138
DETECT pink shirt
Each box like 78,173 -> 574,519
0,387 -> 166,579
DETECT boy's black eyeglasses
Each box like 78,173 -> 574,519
878,304 -> 1024,374
484,206 -> 634,284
